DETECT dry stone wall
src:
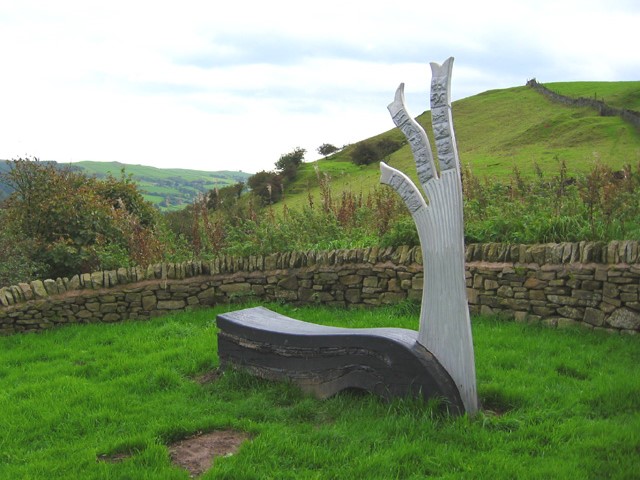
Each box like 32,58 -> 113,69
526,79 -> 640,130
1,242 -> 639,336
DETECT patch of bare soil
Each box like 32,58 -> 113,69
169,430 -> 251,477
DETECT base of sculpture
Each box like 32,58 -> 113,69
216,307 -> 464,415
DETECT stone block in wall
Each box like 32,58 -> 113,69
158,300 -> 186,310
547,294 -> 578,306
65,275 -> 80,291
18,283 -> 34,301
479,296 -> 500,308
10,286 -> 23,302
484,279 -> 499,290
187,296 -> 199,306
479,305 -> 494,316
297,288 -> 315,303
169,284 -> 190,293
584,307 -> 606,326
500,298 -> 530,311
251,285 -> 265,296
344,289 -> 361,303
339,274 -> 362,286
497,286 -> 513,298
607,276 -> 634,285
100,303 -> 118,314
264,254 -> 278,270
523,277 -> 546,289
526,244 -> 546,264
105,270 -> 118,287
380,292 -> 406,304
315,272 -> 338,284
387,279 -> 402,292
125,293 -> 142,305
43,279 -> 58,295
572,288 -> 601,300
624,241 -> 639,263
85,302 -> 100,313
142,295 -> 157,311
607,308 -> 640,330
156,290 -> 172,300
117,268 -> 129,284
277,275 -> 299,290
219,283 -> 251,295
557,306 -> 583,320
529,290 -> 546,301
76,309 -> 93,319
602,297 -> 621,309
586,242 -> 602,263
55,278 -> 66,294
466,288 -> 479,304
275,289 -> 298,301
90,271 -> 103,288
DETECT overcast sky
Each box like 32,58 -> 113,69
1,0 -> 638,174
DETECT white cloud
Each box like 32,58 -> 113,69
0,0 -> 638,173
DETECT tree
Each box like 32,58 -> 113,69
375,138 -> 402,159
247,170 -> 282,205
350,141 -> 379,166
275,147 -> 305,182
349,138 -> 402,166
317,143 -> 339,157
207,182 -> 244,211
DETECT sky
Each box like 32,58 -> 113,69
1,0 -> 638,174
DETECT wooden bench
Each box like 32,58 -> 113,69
217,307 -> 464,414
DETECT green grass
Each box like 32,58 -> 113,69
1,303 -> 638,479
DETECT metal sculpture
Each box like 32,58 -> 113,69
381,57 -> 477,414
217,57 -> 478,415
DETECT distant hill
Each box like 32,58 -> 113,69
69,161 -> 251,211
0,160 -> 251,211
278,80 -> 640,211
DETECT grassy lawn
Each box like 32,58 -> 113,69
0,303 -> 638,479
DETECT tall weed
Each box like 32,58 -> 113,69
176,159 -> 640,259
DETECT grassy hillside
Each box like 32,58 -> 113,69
281,81 -> 640,211
69,161 -> 250,211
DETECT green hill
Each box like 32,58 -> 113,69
1,160 -> 250,210
281,81 -> 640,211
67,161 -> 250,211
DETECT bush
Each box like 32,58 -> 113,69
350,142 -> 379,166
0,213 -> 47,286
0,158 -> 166,279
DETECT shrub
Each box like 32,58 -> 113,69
0,158 -> 166,279
350,142 -> 379,166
